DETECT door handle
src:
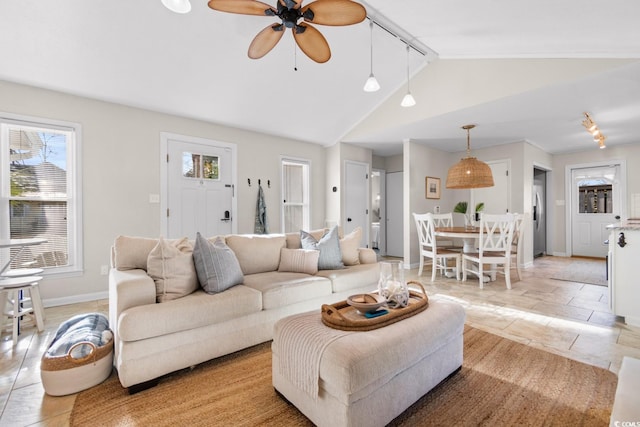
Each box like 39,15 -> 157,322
618,232 -> 627,248
533,205 -> 537,221
221,210 -> 231,222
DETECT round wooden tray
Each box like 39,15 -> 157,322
321,281 -> 429,331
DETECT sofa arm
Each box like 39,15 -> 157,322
358,248 -> 378,264
108,268 -> 156,332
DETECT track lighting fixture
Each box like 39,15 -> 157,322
582,112 -> 606,149
363,21 -> 380,92
401,45 -> 416,107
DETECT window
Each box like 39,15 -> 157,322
1,116 -> 82,275
182,152 -> 219,180
281,158 -> 310,233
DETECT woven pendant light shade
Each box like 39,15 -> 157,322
446,124 -> 495,189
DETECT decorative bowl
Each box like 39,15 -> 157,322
347,293 -> 387,314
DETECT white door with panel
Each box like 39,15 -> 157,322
471,160 -> 510,214
344,161 -> 369,247
164,135 -> 236,239
571,165 -> 621,258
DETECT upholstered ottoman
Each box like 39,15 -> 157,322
272,297 -> 465,427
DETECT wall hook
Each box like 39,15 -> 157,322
258,179 -> 261,186
248,178 -> 251,187
268,180 -> 271,188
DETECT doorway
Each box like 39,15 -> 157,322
533,168 -> 547,257
569,163 -> 623,258
161,133 -> 237,239
344,160 -> 369,247
385,171 -> 403,257
371,169 -> 385,254
471,160 -> 510,214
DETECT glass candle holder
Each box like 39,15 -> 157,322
377,260 -> 410,308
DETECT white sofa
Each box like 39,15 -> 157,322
108,230 -> 380,391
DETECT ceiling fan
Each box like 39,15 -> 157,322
207,0 -> 366,63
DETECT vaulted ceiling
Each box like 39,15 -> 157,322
1,0 -> 639,156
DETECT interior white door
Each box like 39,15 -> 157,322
471,160 -> 509,214
571,165 -> 621,258
344,161 -> 369,247
385,171 -> 403,257
166,138 -> 235,239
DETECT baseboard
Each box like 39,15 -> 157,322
43,291 -> 108,308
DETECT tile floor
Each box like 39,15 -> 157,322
2,256 -> 640,426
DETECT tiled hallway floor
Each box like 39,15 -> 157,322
2,256 -> 639,426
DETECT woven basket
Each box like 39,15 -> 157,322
41,339 -> 113,372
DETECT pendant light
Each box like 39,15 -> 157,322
162,0 -> 192,13
400,44 -> 416,107
446,124 -> 494,189
363,21 -> 380,92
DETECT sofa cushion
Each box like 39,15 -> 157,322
193,233 -> 244,294
114,235 -> 159,271
315,263 -> 380,293
117,286 -> 262,342
242,272 -> 332,310
301,226 -> 344,270
147,237 -> 198,302
225,234 -> 286,275
278,248 -> 320,275
339,227 -> 362,266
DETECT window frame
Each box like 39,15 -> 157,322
0,113 -> 83,277
280,157 -> 310,233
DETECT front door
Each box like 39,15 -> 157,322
162,134 -> 236,239
571,165 -> 621,258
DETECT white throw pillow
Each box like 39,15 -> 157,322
278,248 -> 320,275
147,237 -> 199,302
340,227 -> 362,266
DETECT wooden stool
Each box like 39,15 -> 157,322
0,276 -> 45,346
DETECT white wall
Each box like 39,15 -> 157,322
1,80 -> 327,305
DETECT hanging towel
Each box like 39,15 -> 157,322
254,184 -> 269,234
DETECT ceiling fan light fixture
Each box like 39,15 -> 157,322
446,124 -> 495,189
162,0 -> 192,13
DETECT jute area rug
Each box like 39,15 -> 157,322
551,259 -> 607,286
71,326 -> 616,426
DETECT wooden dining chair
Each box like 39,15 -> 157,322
413,213 -> 461,281
462,213 -> 516,289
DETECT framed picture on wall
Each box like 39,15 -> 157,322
425,177 -> 440,199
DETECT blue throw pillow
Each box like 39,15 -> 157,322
193,233 -> 244,293
300,225 -> 344,270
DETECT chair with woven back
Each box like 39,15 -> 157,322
462,213 -> 516,289
413,212 -> 461,281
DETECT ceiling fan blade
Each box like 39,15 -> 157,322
208,0 -> 275,16
293,23 -> 331,63
302,0 -> 366,26
248,24 -> 285,59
